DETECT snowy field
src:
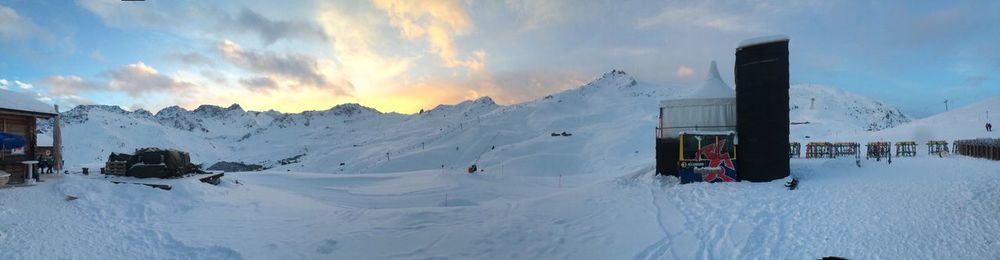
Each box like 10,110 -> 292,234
2,156 -> 999,259
2,71 -> 998,259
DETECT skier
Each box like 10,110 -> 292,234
987,122 -> 993,132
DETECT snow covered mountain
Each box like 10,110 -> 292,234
789,84 -> 911,142
40,72 -> 914,173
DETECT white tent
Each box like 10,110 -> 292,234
658,61 -> 737,138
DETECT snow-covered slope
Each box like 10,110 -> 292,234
789,84 -> 911,142
42,79 -> 912,172
865,96 -> 1000,142
41,71 -> 683,176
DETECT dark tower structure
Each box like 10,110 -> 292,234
735,37 -> 790,182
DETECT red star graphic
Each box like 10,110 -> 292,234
697,139 -> 735,182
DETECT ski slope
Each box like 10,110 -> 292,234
865,96 -> 1000,142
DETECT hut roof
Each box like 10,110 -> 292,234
0,89 -> 57,116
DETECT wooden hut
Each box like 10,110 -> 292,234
1,89 -> 61,184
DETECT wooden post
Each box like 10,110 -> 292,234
53,105 -> 63,171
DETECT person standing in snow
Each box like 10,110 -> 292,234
46,154 -> 55,174
988,122 -> 993,132
40,151 -> 53,174
37,154 -> 48,176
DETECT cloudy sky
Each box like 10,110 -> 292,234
0,0 -> 997,117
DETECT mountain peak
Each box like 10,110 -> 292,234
474,96 -> 496,105
582,69 -> 638,90
193,104 -> 222,112
155,105 -> 186,116
132,108 -> 154,118
71,104 -> 127,114
329,103 -> 380,116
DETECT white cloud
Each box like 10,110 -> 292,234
42,62 -> 194,97
317,4 -> 417,94
238,76 -> 279,91
14,80 -> 32,89
42,75 -> 106,96
90,50 -> 107,62
218,40 -> 350,94
503,0 -> 568,30
105,62 -> 194,96
0,79 -> 36,90
77,0 -> 326,46
76,0 -> 175,29
228,7 -> 327,45
636,4 -> 762,32
676,66 -> 695,78
0,4 -> 44,40
372,0 -> 486,73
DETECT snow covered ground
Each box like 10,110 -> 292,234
3,71 -> 999,259
3,155 -> 998,259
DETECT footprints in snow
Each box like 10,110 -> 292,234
316,239 -> 339,254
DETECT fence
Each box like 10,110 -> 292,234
806,142 -> 833,158
832,142 -> 860,158
926,141 -> 949,156
954,138 -> 1000,160
866,142 -> 891,160
895,141 -> 917,157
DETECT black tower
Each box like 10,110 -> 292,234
735,38 -> 790,182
